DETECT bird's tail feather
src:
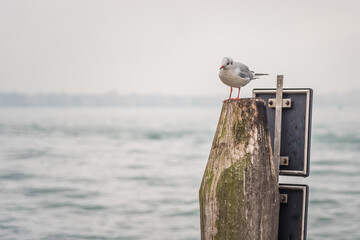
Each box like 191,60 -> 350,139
251,71 -> 268,80
254,73 -> 269,76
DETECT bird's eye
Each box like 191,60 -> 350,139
227,63 -> 229,65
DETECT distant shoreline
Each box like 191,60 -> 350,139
0,92 -> 222,107
0,92 -> 359,107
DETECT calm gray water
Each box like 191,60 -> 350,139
0,105 -> 359,240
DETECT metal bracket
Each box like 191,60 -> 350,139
273,75 -> 283,178
268,98 -> 292,108
280,194 -> 288,203
280,156 -> 289,166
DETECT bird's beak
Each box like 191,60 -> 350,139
219,66 -> 224,70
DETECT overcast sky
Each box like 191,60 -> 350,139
1,0 -> 359,97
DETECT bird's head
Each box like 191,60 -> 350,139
219,57 -> 233,70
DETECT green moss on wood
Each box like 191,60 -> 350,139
220,107 -> 228,139
214,154 -> 251,240
207,169 -> 214,192
199,186 -> 206,239
232,120 -> 250,147
221,124 -> 226,139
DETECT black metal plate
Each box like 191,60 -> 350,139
253,89 -> 313,176
278,184 -> 309,240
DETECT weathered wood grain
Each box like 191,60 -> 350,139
199,98 -> 279,240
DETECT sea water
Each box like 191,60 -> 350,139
0,105 -> 359,239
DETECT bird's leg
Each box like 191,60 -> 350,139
223,87 -> 233,102
235,87 -> 241,99
229,87 -> 233,99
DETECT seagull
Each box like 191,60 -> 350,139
219,57 -> 268,101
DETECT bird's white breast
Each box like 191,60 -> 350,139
219,69 -> 250,88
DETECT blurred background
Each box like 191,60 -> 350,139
1,0 -> 360,239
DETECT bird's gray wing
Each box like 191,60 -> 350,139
236,62 -> 250,72
239,72 -> 248,78
235,62 -> 254,80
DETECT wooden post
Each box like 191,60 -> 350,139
199,98 -> 279,240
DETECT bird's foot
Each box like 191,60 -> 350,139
233,97 -> 241,100
222,98 -> 232,103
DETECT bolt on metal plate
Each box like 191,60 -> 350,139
280,193 -> 288,203
268,98 -> 292,108
280,156 -> 289,166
